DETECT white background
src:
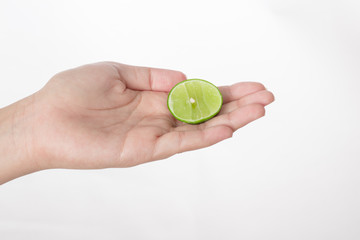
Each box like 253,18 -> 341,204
1,0 -> 360,239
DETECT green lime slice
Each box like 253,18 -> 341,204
167,79 -> 223,124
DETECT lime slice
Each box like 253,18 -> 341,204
167,79 -> 223,124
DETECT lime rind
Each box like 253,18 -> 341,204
167,79 -> 223,124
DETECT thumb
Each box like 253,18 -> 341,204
111,62 -> 187,92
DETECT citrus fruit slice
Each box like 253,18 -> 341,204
167,79 -> 223,124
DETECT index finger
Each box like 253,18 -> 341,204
218,82 -> 266,104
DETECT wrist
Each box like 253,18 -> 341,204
0,95 -> 39,184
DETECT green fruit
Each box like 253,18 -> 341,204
167,79 -> 223,124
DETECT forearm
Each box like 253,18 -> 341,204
0,97 -> 38,184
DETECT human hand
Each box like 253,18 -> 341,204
0,62 -> 274,182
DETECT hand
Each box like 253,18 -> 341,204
0,62 -> 274,182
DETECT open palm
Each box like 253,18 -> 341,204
30,62 -> 274,169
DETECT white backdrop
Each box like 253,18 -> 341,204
1,0 -> 360,239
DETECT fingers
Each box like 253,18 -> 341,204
153,103 -> 265,159
155,103 -> 265,160
111,62 -> 186,92
219,90 -> 274,115
219,82 -> 266,104
204,103 -> 265,130
152,125 -> 233,160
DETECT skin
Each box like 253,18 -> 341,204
0,62 -> 274,184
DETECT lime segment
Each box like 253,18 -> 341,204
167,79 -> 222,124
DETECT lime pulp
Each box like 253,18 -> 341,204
167,79 -> 223,124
